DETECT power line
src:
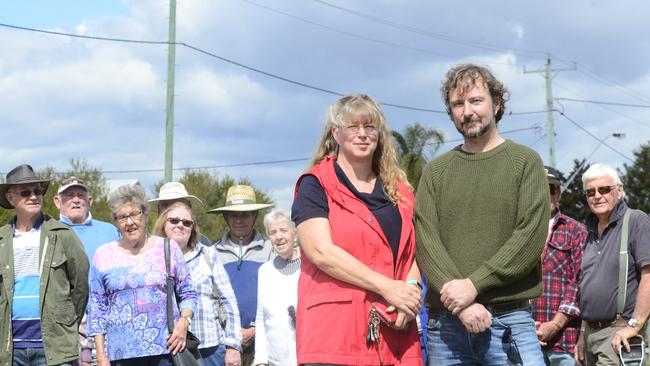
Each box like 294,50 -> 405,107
0,22 -> 448,114
239,0 -> 524,67
555,97 -> 650,109
555,110 -> 634,162
310,0 -> 547,57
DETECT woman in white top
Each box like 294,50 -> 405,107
253,210 -> 300,366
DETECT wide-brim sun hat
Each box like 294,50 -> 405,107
0,164 -> 51,209
149,181 -> 203,207
208,184 -> 273,213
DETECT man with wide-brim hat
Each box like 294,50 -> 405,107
0,164 -> 89,366
209,185 -> 273,366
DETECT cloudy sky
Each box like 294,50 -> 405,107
1,0 -> 649,212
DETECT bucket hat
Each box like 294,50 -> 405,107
208,185 -> 273,213
149,182 -> 203,207
0,164 -> 51,209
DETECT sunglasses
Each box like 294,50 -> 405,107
502,326 -> 522,364
11,188 -> 45,198
167,217 -> 194,228
549,185 -> 560,195
585,185 -> 618,197
287,305 -> 296,329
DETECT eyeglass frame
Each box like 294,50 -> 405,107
585,184 -> 620,197
339,123 -> 378,135
167,217 -> 194,228
9,187 -> 45,198
115,210 -> 144,223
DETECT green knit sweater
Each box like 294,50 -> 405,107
415,139 -> 550,307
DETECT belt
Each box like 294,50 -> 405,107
486,300 -> 531,315
587,319 -> 628,329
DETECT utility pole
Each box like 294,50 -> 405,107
164,0 -> 177,183
524,55 -> 575,168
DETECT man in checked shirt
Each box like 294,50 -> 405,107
532,166 -> 587,366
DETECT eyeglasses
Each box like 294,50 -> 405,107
342,124 -> 378,135
167,217 -> 194,228
585,185 -> 619,197
502,325 -> 522,364
115,211 -> 144,223
287,305 -> 296,329
10,188 -> 45,198
549,185 -> 560,195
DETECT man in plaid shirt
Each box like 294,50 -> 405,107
532,166 -> 587,365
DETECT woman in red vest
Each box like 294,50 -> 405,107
291,94 -> 423,365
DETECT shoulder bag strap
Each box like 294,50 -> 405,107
164,237 -> 176,334
201,248 -> 227,329
617,209 -> 632,318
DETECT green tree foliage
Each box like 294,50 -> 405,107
559,159 -> 591,221
151,170 -> 275,242
391,122 -> 444,192
622,141 -> 650,212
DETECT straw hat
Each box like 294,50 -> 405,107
149,182 -> 203,207
0,164 -> 51,209
208,185 -> 273,213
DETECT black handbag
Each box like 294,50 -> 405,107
164,238 -> 204,366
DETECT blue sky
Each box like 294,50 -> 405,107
1,0 -> 649,212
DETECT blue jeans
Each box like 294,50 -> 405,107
13,348 -> 75,366
543,351 -> 576,366
426,308 -> 545,365
200,345 -> 226,366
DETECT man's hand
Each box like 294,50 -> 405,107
574,332 -> 585,365
225,346 -> 242,366
457,303 -> 492,333
535,320 -> 561,345
241,326 -> 256,350
440,278 -> 478,315
611,326 -> 640,354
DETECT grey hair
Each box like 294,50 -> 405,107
109,184 -> 149,218
581,163 -> 623,189
263,209 -> 296,236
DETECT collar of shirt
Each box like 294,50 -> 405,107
12,213 -> 45,236
60,212 -> 93,226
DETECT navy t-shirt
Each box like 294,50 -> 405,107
292,161 -> 402,263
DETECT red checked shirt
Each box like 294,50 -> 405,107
531,209 -> 587,354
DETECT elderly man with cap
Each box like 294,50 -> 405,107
531,166 -> 587,366
53,176 -> 119,366
150,181 -> 212,245
574,163 -> 650,365
0,164 -> 89,366
210,185 -> 273,366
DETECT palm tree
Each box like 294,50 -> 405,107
391,122 -> 444,192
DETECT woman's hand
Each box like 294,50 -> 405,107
166,316 -> 189,354
381,279 -> 421,318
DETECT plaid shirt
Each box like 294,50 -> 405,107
185,244 -> 242,350
531,210 -> 587,353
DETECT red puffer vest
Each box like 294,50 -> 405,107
294,157 -> 423,365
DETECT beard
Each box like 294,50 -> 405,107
456,116 -> 496,138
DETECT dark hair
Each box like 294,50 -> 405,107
441,64 -> 510,123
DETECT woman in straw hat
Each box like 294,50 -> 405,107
292,94 -> 423,365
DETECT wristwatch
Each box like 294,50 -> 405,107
628,318 -> 641,328
182,315 -> 192,326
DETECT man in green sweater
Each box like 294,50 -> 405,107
416,64 -> 550,365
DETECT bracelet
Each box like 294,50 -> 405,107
406,279 -> 422,290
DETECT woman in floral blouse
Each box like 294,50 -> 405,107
87,184 -> 197,366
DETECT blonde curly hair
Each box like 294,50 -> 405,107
309,93 -> 410,204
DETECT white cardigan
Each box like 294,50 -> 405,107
253,256 -> 300,366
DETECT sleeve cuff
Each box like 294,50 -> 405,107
223,338 -> 242,351
558,303 -> 580,318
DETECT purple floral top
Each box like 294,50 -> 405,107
87,236 -> 197,361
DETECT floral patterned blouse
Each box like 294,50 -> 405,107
87,236 -> 197,361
